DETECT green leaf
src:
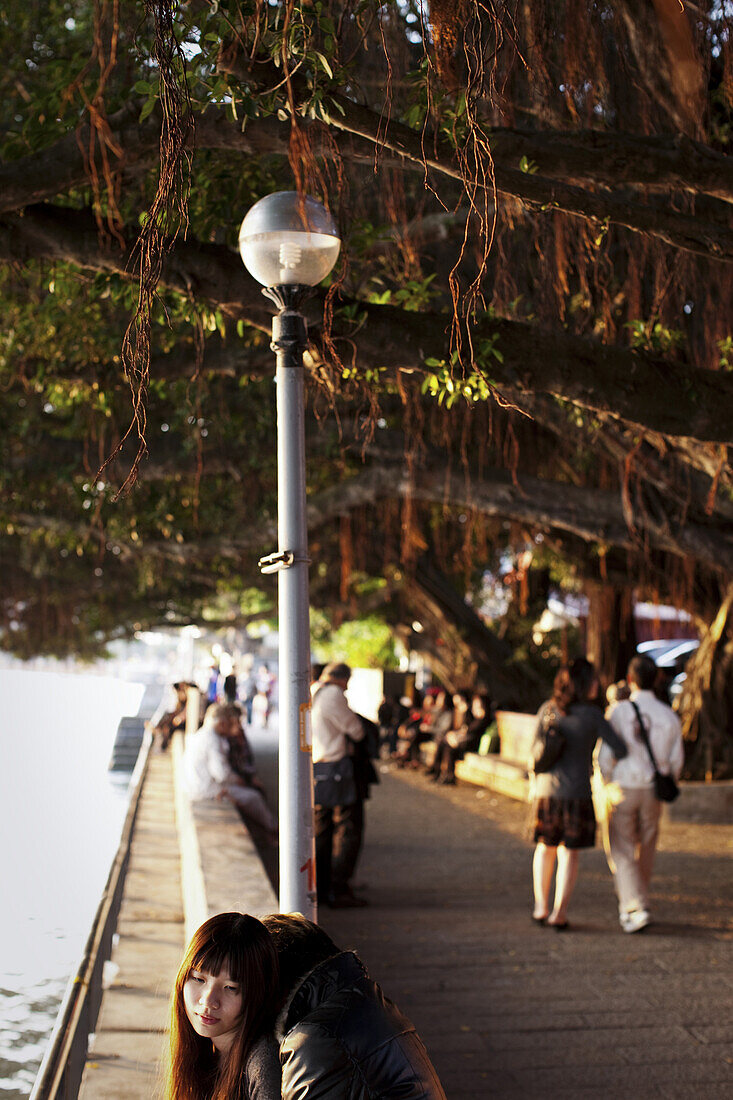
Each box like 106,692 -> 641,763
140,97 -> 157,122
315,51 -> 333,79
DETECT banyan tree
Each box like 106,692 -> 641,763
0,1 -> 732,777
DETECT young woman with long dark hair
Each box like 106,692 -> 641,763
164,912 -> 281,1100
530,658 -> 627,930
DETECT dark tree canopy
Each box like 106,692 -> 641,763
1,1 -> 732,772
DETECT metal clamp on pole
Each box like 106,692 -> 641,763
270,307 -> 308,359
259,550 -> 312,573
258,550 -> 295,574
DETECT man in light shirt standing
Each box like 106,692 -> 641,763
311,662 -> 367,908
599,654 -> 684,934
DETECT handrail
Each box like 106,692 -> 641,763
29,728 -> 154,1100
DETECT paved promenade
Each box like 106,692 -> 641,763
322,765 -> 733,1099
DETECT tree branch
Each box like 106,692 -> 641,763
305,465 -> 733,576
3,204 -> 733,445
3,86 -> 731,263
477,128 -> 733,207
319,92 -> 733,263
6,460 -> 732,574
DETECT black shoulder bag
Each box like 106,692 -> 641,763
629,701 -> 680,803
311,683 -> 358,808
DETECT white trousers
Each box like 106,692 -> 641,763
602,785 -> 661,915
226,785 -> 278,832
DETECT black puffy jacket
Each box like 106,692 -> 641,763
277,951 -> 446,1099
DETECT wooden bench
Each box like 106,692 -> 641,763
419,710 -> 537,802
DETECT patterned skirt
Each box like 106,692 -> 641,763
533,795 -> 596,849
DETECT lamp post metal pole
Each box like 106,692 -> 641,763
269,291 -> 317,919
239,191 -> 339,920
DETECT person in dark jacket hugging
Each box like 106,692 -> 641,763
259,913 -> 446,1099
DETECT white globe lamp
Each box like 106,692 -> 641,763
238,191 -> 340,290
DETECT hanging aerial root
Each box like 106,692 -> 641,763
97,0 -> 194,496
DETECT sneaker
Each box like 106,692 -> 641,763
620,909 -> 650,934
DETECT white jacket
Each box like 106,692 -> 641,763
183,724 -> 235,800
311,681 -> 364,763
599,690 -> 684,788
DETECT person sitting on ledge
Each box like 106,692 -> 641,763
395,688 -> 451,768
149,680 -> 198,752
429,690 -> 494,784
183,703 -> 278,841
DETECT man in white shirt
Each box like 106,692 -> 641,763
183,703 -> 277,836
311,663 -> 367,908
599,655 -> 684,933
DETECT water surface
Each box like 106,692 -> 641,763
0,669 -> 145,1098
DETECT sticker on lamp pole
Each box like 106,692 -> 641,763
300,856 -> 316,892
299,700 -> 312,752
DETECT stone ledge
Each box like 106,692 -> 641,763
455,753 -> 530,802
171,733 -> 277,936
191,799 -> 278,918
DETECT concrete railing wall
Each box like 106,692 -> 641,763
171,731 -> 277,939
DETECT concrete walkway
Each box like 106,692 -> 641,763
321,765 -> 733,1099
79,748 -> 185,1100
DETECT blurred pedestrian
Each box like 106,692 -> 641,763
530,658 -> 627,929
599,654 -> 684,933
393,689 -> 430,766
224,707 -> 276,833
251,690 -> 270,728
430,690 -> 493,784
377,694 -> 407,758
311,662 -> 367,908
419,688 -> 453,774
341,712 -> 380,889
223,666 -> 238,705
149,681 -> 197,751
605,680 -> 630,711
242,671 -> 257,724
183,703 -> 278,839
206,664 -> 220,705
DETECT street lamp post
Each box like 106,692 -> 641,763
238,191 -> 341,918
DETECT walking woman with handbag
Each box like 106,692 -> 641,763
599,654 -> 684,933
530,658 -> 628,929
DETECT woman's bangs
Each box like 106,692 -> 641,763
190,941 -> 236,980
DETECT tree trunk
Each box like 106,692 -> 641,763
404,556 -> 547,708
677,584 -> 733,780
585,582 -> 638,693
